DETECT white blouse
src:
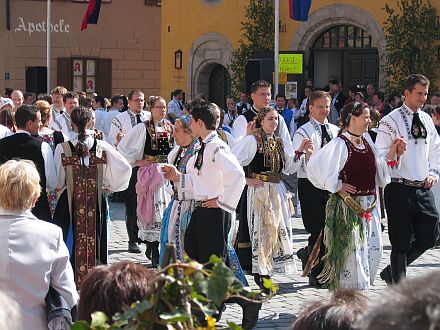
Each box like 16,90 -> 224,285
54,132 -> 131,193
307,132 -> 390,193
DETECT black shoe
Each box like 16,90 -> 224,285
151,242 -> 160,268
241,302 -> 261,330
128,242 -> 141,253
297,247 -> 308,271
308,275 -> 325,289
145,244 -> 152,260
380,266 -> 392,285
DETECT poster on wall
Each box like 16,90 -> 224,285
285,81 -> 298,99
73,60 -> 83,76
86,77 -> 96,93
86,60 -> 96,76
73,77 -> 83,92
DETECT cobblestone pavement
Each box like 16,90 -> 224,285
108,199 -> 440,329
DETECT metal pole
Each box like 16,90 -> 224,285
274,0 -> 279,97
46,0 -> 51,93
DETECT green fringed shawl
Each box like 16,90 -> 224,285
318,193 -> 365,291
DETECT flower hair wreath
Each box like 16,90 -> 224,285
345,102 -> 361,126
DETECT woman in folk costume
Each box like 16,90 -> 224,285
159,115 -> 199,264
117,96 -> 173,268
307,102 -> 405,291
53,106 -> 131,285
232,106 -> 296,291
35,100 -> 66,217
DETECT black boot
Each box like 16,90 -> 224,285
234,298 -> 262,330
380,247 -> 423,285
151,241 -> 160,268
390,254 -> 407,284
126,217 -> 141,253
296,246 -> 309,271
253,274 -> 271,294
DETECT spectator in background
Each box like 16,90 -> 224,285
0,159 -> 78,330
288,97 -> 301,137
91,95 -> 107,133
223,95 -> 238,129
360,271 -> 440,330
23,92 -> 34,105
297,85 -> 313,128
291,289 -> 368,330
102,95 -> 124,138
275,94 -> 294,135
366,83 -> 376,106
329,79 -> 346,125
373,91 -> 385,115
354,91 -> 365,103
11,90 -> 24,109
3,87 -> 13,98
77,262 -> 156,323
430,92 -> 440,106
236,91 -> 251,115
49,86 -> 67,123
167,89 -> 184,123
382,93 -> 402,117
0,98 -> 15,132
345,85 -> 358,105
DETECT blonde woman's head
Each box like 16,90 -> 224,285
0,160 -> 41,211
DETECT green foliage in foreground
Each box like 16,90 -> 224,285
72,251 -> 277,329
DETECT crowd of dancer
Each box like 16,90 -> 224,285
0,73 -> 439,329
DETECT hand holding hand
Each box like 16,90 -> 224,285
202,198 -> 219,208
246,120 -> 258,136
424,175 -> 437,189
162,164 -> 181,182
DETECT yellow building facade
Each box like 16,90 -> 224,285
161,0 -> 440,105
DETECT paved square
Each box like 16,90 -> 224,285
108,201 -> 440,329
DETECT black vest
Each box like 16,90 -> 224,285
0,133 -> 51,221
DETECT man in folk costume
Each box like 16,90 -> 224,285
163,103 -> 261,329
118,96 -> 173,268
53,106 -> 131,285
232,80 -> 293,281
376,74 -> 440,284
106,90 -> 151,254
291,91 -> 339,287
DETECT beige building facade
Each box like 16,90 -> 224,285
0,0 -> 161,97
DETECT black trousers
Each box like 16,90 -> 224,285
120,167 -> 140,242
184,207 -> 231,264
298,178 -> 330,248
384,182 -> 439,255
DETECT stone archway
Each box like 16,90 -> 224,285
290,4 -> 386,85
187,32 -> 234,100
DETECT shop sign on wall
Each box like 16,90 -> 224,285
14,17 -> 71,36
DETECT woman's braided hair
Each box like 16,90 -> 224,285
71,106 -> 93,159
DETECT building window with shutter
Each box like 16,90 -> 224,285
57,57 -> 112,97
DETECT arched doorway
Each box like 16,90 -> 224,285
195,63 -> 231,109
310,25 -> 379,91
209,64 -> 230,108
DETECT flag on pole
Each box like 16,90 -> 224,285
81,0 -> 102,30
289,0 -> 312,22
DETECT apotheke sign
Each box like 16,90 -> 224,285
14,17 -> 70,36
